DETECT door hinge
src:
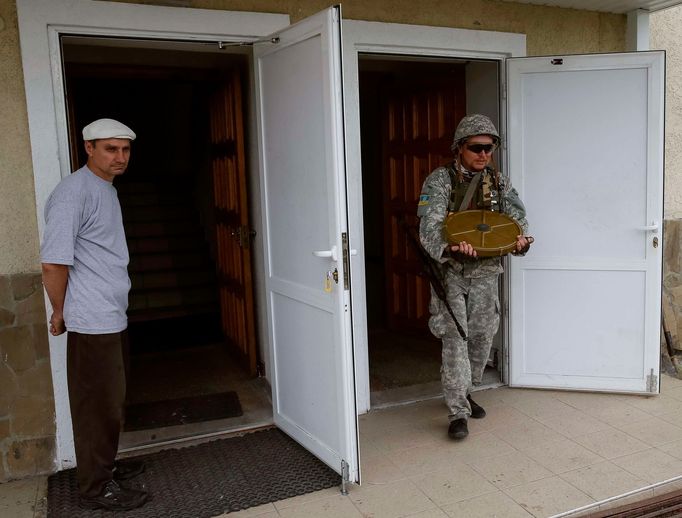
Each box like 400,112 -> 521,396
341,232 -> 350,290
647,369 -> 658,393
341,459 -> 350,495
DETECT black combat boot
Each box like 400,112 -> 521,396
448,418 -> 469,440
467,394 -> 486,419
79,480 -> 148,511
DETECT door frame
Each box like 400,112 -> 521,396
342,20 -> 526,413
17,0 -> 289,470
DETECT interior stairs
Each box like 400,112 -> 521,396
117,180 -> 220,326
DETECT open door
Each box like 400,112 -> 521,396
507,52 -> 664,394
382,71 -> 467,334
209,71 -> 258,375
254,6 -> 359,483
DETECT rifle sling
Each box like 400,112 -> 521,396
404,221 -> 467,340
458,171 -> 482,212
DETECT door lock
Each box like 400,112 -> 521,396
653,236 -> 659,248
324,269 -> 339,293
230,225 -> 256,248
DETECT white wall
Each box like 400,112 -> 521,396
466,61 -> 500,132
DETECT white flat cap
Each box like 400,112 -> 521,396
82,118 -> 136,141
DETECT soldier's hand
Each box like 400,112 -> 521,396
49,312 -> 66,336
513,235 -> 534,255
451,241 -> 477,257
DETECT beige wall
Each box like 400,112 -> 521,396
652,7 -> 682,375
0,0 -> 626,276
0,0 -> 635,481
115,0 -> 627,56
0,0 -> 40,275
652,6 -> 682,219
0,3 -> 56,482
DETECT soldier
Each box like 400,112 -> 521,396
417,114 -> 532,439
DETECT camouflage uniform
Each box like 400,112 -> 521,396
417,117 -> 528,422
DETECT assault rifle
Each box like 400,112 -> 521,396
401,218 -> 467,341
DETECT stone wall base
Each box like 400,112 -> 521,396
664,219 -> 682,377
0,273 -> 56,482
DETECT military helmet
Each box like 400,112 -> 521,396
451,114 -> 500,151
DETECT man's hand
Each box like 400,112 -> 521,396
42,263 -> 68,335
49,312 -> 66,336
513,235 -> 534,255
450,241 -> 477,258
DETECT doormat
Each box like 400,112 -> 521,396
124,391 -> 243,431
47,428 -> 341,517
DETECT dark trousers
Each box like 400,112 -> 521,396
67,331 -> 127,497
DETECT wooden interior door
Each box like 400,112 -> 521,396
209,71 -> 258,375
383,70 -> 466,333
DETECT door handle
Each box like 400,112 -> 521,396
313,246 -> 338,261
637,222 -> 659,233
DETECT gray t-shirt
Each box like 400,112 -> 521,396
41,166 -> 130,334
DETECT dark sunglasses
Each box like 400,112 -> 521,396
466,143 -> 495,154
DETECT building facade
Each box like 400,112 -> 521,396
2,0 -> 680,482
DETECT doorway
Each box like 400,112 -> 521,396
358,54 -> 505,407
60,37 -> 272,448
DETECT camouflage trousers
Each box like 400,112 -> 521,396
428,270 -> 500,421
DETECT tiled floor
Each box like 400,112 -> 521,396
5,374 -> 682,517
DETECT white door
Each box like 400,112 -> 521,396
507,52 -> 664,394
254,6 -> 359,482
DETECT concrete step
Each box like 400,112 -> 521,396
127,235 -> 206,254
119,190 -> 188,207
128,285 -> 218,313
116,181 -> 162,194
127,304 -> 219,323
122,204 -> 195,224
128,251 -> 212,273
125,219 -> 202,238
130,269 -> 216,290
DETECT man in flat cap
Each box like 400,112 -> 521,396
41,119 -> 148,511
